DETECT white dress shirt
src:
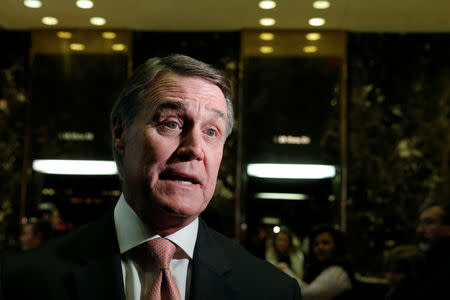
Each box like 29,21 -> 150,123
114,194 -> 198,300
284,265 -> 351,300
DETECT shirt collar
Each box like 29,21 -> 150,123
114,193 -> 198,259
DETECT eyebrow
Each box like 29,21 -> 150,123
155,101 -> 185,113
154,100 -> 226,121
211,108 -> 226,121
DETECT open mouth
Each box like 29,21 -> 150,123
160,171 -> 199,185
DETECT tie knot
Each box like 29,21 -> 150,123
147,238 -> 177,269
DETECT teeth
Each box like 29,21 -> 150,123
176,180 -> 193,185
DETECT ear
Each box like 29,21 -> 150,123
112,115 -> 126,156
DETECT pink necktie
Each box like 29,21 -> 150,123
145,238 -> 182,300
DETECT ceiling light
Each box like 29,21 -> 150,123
247,163 -> 336,179
259,18 -> 276,26
57,31 -> 72,39
262,217 -> 281,225
58,131 -> 94,141
313,0 -> 330,9
259,46 -> 273,54
102,31 -> 116,39
42,17 -> 58,25
259,0 -> 276,9
309,17 -> 326,26
112,43 -> 126,51
259,32 -> 274,41
273,135 -> 311,144
70,43 -> 85,51
303,45 -> 318,53
255,193 -> 309,200
90,17 -> 106,26
42,188 -> 55,195
76,0 -> 94,9
273,226 -> 280,233
24,0 -> 42,8
306,32 -> 321,41
32,160 -> 118,175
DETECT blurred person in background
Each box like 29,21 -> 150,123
412,200 -> 450,299
384,245 -> 425,300
36,202 -> 61,231
19,218 -> 53,251
266,225 -> 304,278
279,225 -> 354,300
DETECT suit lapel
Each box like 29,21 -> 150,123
189,219 -> 236,300
70,210 -> 126,300
74,254 -> 125,300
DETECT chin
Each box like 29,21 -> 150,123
159,198 -> 205,219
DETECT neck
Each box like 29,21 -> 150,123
147,212 -> 195,236
124,196 -> 195,237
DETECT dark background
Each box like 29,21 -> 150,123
0,31 -> 449,277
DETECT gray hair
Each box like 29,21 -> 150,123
110,54 -> 233,176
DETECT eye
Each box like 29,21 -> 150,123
164,121 -> 180,130
205,128 -> 217,137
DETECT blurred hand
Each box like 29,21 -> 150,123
276,262 -> 289,271
275,263 -> 297,279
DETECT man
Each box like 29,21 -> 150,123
19,218 -> 53,250
416,201 -> 450,250
412,201 -> 450,299
0,54 -> 301,300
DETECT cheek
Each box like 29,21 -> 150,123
207,149 -> 224,174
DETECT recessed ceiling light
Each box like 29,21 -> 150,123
32,159 -> 118,175
313,0 -> 330,9
112,43 -> 126,51
303,45 -> 318,53
42,17 -> 58,25
102,31 -> 116,39
308,17 -> 326,26
262,217 -> 281,225
259,0 -> 276,9
259,46 -> 274,54
306,32 -> 321,41
57,31 -> 72,39
90,17 -> 106,26
76,0 -> 94,9
255,193 -> 309,200
24,0 -> 42,8
259,32 -> 274,41
247,163 -> 336,179
70,43 -> 85,51
259,18 -> 276,26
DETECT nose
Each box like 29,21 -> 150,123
177,128 -> 204,161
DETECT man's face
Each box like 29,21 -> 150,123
116,73 -> 228,232
416,206 -> 448,243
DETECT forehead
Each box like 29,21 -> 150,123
276,232 -> 289,240
145,73 -> 227,113
315,232 -> 333,241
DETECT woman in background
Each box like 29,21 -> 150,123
278,225 -> 354,300
266,226 -> 304,278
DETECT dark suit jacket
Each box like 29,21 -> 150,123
0,211 -> 301,300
